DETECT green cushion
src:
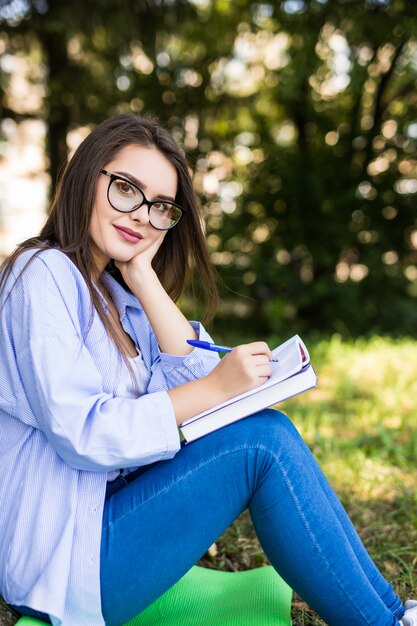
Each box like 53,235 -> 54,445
15,565 -> 292,626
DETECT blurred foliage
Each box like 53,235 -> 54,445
1,0 -> 417,336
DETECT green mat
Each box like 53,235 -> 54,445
15,565 -> 292,626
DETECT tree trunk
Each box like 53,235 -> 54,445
40,28 -> 71,199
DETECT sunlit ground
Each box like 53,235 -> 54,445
199,335 -> 417,625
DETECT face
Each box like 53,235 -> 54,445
89,144 -> 178,274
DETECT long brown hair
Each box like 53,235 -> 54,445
0,113 -> 219,360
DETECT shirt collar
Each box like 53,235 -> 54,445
102,272 -> 143,318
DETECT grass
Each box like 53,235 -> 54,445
198,334 -> 417,625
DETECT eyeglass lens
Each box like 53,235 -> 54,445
108,178 -> 182,230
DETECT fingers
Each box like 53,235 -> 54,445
249,355 -> 272,381
211,340 -> 274,399
231,341 -> 274,362
224,343 -> 273,383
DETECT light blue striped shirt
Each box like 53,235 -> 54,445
0,248 -> 220,626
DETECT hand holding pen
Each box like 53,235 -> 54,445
187,339 -> 278,362
186,339 -> 275,397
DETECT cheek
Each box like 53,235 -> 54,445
88,212 -> 101,244
89,203 -> 109,236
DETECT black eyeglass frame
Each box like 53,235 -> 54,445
100,169 -> 186,231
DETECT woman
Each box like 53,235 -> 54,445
0,113 -> 415,626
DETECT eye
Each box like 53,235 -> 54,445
114,179 -> 140,198
152,201 -> 172,215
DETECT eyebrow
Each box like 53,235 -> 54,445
114,170 -> 176,203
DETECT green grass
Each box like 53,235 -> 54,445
198,334 -> 417,625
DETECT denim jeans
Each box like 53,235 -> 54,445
100,410 -> 405,626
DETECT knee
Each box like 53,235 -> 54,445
224,409 -> 305,453
250,409 -> 303,447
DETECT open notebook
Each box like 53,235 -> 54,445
180,335 -> 317,442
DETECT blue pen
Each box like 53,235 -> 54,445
186,339 -> 232,354
187,339 -> 278,362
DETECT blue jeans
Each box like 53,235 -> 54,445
100,410 -> 405,626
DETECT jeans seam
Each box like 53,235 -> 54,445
253,443 -> 379,625
105,441 -> 392,625
106,445 -> 251,529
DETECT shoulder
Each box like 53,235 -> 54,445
5,248 -> 93,333
5,248 -> 90,308
12,247 -> 79,280
9,247 -> 88,294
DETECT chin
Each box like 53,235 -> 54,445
112,251 -> 141,264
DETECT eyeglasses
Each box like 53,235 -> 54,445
100,169 -> 185,230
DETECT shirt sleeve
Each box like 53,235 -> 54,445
145,321 -> 221,394
8,251 -> 181,472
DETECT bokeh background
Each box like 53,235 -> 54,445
2,0 -> 417,338
1,2 -> 417,624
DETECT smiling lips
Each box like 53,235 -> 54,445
113,225 -> 144,243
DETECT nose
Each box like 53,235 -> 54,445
130,203 -> 150,224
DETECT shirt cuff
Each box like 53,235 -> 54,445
153,391 -> 182,459
159,321 -> 219,366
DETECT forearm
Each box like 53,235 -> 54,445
129,268 -> 197,355
167,342 -> 274,425
168,375 -> 229,426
